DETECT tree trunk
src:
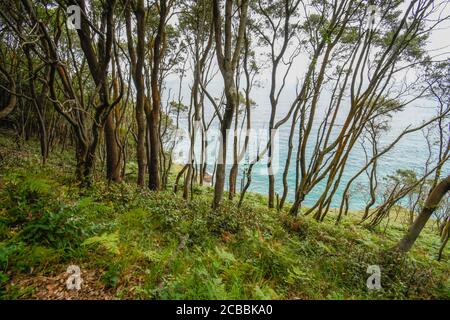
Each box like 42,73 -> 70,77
212,122 -> 229,209
0,65 -> 16,119
228,163 -> 238,200
147,0 -> 167,191
396,175 -> 450,252
148,110 -> 160,190
438,218 -> 449,261
268,172 -> 275,208
211,0 -> 248,209
104,112 -> 121,182
125,0 -> 146,187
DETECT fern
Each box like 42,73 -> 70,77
82,232 -> 120,254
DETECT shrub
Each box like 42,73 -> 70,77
1,173 -> 55,227
18,207 -> 85,249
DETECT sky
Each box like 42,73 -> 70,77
162,0 -> 450,167
163,0 -> 450,127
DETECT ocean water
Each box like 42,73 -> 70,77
164,7 -> 450,209
236,120 -> 426,209
175,99 -> 448,210
170,77 -> 449,210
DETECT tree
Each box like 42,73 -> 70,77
286,0 -> 447,221
0,63 -> 17,119
396,175 -> 450,252
124,0 -> 147,187
147,0 -> 172,191
67,0 -> 123,183
211,0 -> 249,209
179,0 -> 214,199
250,0 -> 302,208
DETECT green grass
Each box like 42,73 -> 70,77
0,133 -> 448,300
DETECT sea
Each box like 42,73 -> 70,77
169,81 -> 449,210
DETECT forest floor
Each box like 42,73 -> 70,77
0,132 -> 448,300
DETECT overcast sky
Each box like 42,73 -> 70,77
163,0 -> 450,133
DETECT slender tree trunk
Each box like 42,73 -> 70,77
438,218 -> 449,261
229,163 -> 238,199
268,173 -> 275,208
136,1 -> 147,187
75,139 -> 89,183
211,0 -> 248,209
396,175 -> 450,252
147,0 -> 167,191
104,112 -> 121,182
124,0 -> 146,187
229,106 -> 240,200
174,164 -> 188,193
148,110 -> 160,190
0,64 -> 16,119
213,111 -> 232,208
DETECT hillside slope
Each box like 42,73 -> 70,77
0,134 -> 448,300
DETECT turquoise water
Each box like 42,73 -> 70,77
196,103 -> 448,210
231,103 -> 449,209
233,122 -> 425,209
172,83 -> 448,210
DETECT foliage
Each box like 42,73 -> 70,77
0,137 -> 448,300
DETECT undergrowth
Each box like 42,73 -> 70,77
0,134 -> 448,300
